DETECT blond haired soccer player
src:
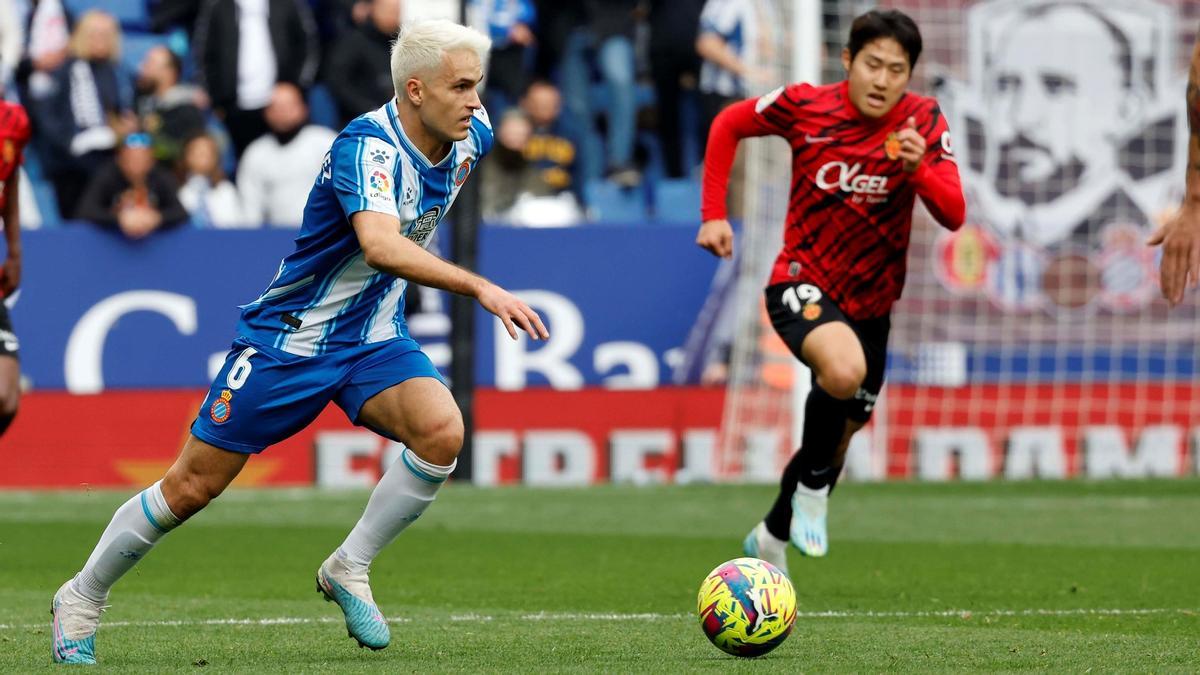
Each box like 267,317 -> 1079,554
1149,30 -> 1200,305
51,21 -> 547,664
698,10 -> 965,573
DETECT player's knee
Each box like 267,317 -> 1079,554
162,471 -> 225,520
409,413 -> 464,467
818,363 -> 865,400
0,386 -> 18,418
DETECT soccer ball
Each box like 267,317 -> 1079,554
697,557 -> 796,657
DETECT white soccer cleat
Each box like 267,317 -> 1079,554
790,483 -> 830,557
316,553 -> 390,650
50,580 -> 107,665
742,521 -> 790,577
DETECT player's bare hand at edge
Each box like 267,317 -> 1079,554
698,219 -> 734,259
897,116 -> 925,173
0,254 -> 20,297
477,281 -> 549,341
1147,202 -> 1200,307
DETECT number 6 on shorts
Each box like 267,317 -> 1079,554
226,347 -> 258,390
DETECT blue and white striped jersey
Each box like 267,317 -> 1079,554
698,0 -> 773,98
237,100 -> 494,357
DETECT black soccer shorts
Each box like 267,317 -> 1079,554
763,281 -> 889,422
0,302 -> 19,359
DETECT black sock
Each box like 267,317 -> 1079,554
762,386 -> 847,540
0,411 -> 16,438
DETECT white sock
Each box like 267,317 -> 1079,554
72,480 -> 180,602
337,448 -> 454,569
756,522 -> 788,557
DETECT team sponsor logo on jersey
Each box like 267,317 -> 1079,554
455,159 -> 471,186
884,132 -> 902,160
320,152 -> 332,181
369,147 -> 391,165
210,389 -> 233,424
815,161 -> 889,195
406,205 -> 441,247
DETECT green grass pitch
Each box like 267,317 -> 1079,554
2,480 -> 1198,672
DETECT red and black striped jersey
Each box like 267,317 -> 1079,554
702,80 -> 965,320
0,101 -> 31,211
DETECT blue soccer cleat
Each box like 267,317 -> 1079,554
316,554 -> 390,650
790,483 -> 831,557
50,580 -> 106,665
742,521 -> 790,577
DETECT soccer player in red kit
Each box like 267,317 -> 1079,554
697,10 -> 965,572
0,101 -> 30,438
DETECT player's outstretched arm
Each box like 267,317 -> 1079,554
1148,33 -> 1200,306
352,210 -> 548,340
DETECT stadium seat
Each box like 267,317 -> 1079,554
64,0 -> 150,30
307,84 -> 340,130
21,149 -> 61,228
652,179 -> 701,225
584,180 -> 647,223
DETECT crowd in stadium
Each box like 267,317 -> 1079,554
0,0 -> 777,233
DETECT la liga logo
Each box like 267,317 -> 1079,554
369,170 -> 391,192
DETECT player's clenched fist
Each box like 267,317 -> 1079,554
697,219 -> 735,259
897,116 -> 925,173
477,282 -> 549,340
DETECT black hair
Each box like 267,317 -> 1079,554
847,9 -> 923,70
162,47 -> 183,78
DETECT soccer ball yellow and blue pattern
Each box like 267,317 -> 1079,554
697,557 -> 796,657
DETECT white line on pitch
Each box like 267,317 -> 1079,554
2,607 -> 1195,631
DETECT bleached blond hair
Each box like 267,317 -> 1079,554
69,10 -> 122,62
390,20 -> 491,98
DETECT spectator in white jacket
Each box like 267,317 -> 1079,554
177,132 -> 243,227
236,82 -> 335,227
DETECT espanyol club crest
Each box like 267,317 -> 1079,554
210,389 -> 233,424
455,159 -> 471,186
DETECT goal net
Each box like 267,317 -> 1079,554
717,0 -> 1200,481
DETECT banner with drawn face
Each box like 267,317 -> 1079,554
831,0 -> 1197,319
